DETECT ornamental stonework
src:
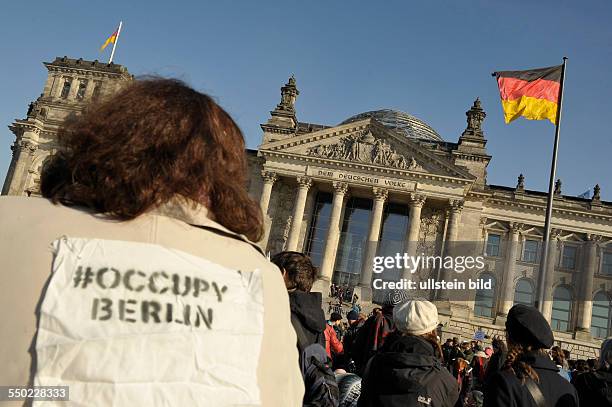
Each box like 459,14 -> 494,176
266,181 -> 298,254
307,129 -> 424,171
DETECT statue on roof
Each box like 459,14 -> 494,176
277,75 -> 299,113
466,98 -> 486,134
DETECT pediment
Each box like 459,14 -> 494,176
259,119 -> 475,181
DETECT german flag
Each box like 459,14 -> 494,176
100,27 -> 119,52
493,65 -> 562,125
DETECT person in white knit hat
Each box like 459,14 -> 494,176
358,298 -> 459,407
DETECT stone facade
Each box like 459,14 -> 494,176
248,77 -> 611,357
3,59 -> 611,357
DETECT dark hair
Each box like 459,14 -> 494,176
420,331 -> 443,360
503,342 -> 548,383
40,78 -> 263,242
562,349 -> 571,360
270,251 -> 317,292
551,345 -> 565,366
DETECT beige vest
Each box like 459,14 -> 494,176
0,197 -> 304,406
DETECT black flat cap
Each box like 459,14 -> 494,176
506,304 -> 554,349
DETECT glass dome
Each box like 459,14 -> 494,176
340,109 -> 443,142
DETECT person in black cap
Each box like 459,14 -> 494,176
483,304 -> 578,407
339,310 -> 366,372
330,311 -> 344,339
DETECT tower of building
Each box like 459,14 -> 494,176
2,56 -> 132,196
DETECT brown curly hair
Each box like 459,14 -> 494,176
502,342 -> 545,383
270,251 -> 317,292
41,78 -> 263,242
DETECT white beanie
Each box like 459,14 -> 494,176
393,299 -> 439,336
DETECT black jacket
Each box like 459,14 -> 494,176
288,290 -> 327,346
483,352 -> 579,407
572,368 -> 612,406
358,333 -> 459,407
351,306 -> 395,374
483,348 -> 507,395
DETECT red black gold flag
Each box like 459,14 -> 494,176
493,65 -> 562,124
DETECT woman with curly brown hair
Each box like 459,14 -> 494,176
0,78 -> 304,406
484,304 -> 578,407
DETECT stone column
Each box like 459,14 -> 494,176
318,181 -> 348,283
576,234 -> 600,338
541,229 -> 561,321
446,199 -> 464,244
499,222 -> 523,316
68,77 -> 80,100
53,74 -> 66,98
403,193 -> 426,280
436,199 -> 463,303
286,176 -> 312,251
43,74 -> 57,97
258,170 -> 277,249
2,138 -> 38,196
84,77 -> 96,99
359,187 -> 388,294
52,75 -> 64,98
259,170 -> 277,217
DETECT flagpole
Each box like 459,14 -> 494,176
535,57 -> 568,313
109,21 -> 123,64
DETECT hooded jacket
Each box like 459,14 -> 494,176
358,333 -> 459,407
289,290 -> 327,347
483,352 -> 579,407
324,324 -> 344,358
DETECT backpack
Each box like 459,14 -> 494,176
292,313 -> 340,407
361,354 -> 440,407
336,373 -> 362,407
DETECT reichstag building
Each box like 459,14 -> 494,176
3,57 -> 611,358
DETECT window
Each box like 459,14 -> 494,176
486,234 -> 501,257
334,197 -> 372,289
602,252 -> 612,276
76,80 -> 88,100
373,203 -> 410,304
514,278 -> 534,306
92,81 -> 102,100
304,192 -> 333,268
474,273 -> 496,318
551,286 -> 572,331
60,79 -> 72,99
591,292 -> 611,338
522,239 -> 539,263
561,245 -> 577,269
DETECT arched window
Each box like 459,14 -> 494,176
551,286 -> 572,331
591,292 -> 611,338
474,273 -> 496,318
514,278 -> 534,306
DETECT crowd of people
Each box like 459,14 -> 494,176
272,250 -> 612,407
1,78 -> 611,407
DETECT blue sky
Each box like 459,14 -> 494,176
1,0 -> 611,199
